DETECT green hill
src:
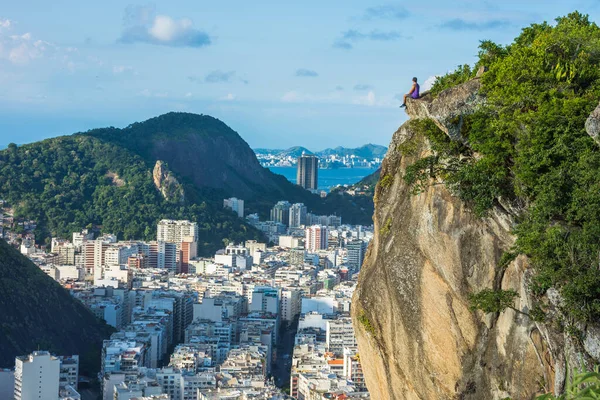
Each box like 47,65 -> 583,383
0,113 -> 372,254
0,239 -> 113,374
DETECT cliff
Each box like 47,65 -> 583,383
153,160 -> 185,203
352,77 -> 600,399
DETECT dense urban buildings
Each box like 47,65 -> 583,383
6,204 -> 372,399
296,154 -> 319,190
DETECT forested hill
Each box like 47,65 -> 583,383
0,127 -> 263,254
0,239 -> 114,374
0,112 -> 372,253
83,112 -> 373,223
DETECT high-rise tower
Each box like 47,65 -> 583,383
296,154 -> 319,190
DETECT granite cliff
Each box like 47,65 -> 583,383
352,77 -> 600,399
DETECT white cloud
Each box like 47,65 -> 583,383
185,92 -> 193,98
0,19 -> 78,66
0,18 -> 11,30
422,75 -> 438,91
120,6 -> 211,48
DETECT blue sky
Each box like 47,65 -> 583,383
0,0 -> 598,149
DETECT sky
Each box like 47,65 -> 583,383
1,0 -> 599,150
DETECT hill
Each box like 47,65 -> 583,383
0,113 -> 373,253
0,129 -> 263,255
316,144 -> 387,159
83,113 -> 372,222
0,239 -> 113,374
332,168 -> 381,196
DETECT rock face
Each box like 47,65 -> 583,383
153,160 -> 185,203
406,78 -> 484,141
585,102 -> 600,146
352,80 -> 598,399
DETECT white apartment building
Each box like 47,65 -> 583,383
14,351 -> 60,400
223,197 -> 244,218
280,289 -> 301,322
305,225 -> 329,252
326,318 -> 356,356
278,235 -> 301,249
157,220 -> 198,244
105,244 -> 139,267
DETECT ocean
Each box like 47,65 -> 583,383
268,167 -> 377,191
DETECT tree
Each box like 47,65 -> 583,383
469,289 -> 520,314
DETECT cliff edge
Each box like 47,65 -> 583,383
352,78 -> 599,399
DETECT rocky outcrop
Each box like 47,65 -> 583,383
353,79 -> 598,400
153,160 -> 185,203
585,102 -> 600,146
406,78 -> 485,142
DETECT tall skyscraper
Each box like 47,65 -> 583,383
289,203 -> 308,227
270,201 -> 291,225
305,225 -> 329,252
296,154 -> 319,190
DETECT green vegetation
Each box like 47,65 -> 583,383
524,367 -> 600,399
0,135 -> 262,255
0,239 -> 114,373
379,174 -> 394,189
0,112 -> 374,254
430,64 -> 476,97
379,217 -> 392,236
405,12 -> 600,323
402,119 -> 472,197
469,289 -> 520,314
357,311 -> 376,335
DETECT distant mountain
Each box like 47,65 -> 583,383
254,144 -> 386,159
279,146 -> 313,158
255,146 -> 313,158
317,144 -> 387,159
0,239 -> 114,374
0,113 -> 373,254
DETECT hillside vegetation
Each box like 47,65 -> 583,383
0,239 -> 113,374
0,113 -> 373,254
0,133 -> 261,255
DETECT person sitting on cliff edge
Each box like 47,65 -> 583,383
400,77 -> 420,108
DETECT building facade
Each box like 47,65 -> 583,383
296,154 -> 319,190
14,351 -> 60,400
305,225 -> 329,252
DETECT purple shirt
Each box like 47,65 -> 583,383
411,83 -> 420,99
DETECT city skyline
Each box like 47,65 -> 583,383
1,1 -> 598,148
